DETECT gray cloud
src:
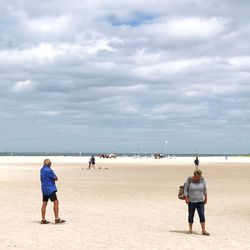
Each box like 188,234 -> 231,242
0,0 -> 250,154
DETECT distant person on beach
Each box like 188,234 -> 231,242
90,155 -> 95,169
40,159 -> 65,224
194,156 -> 199,169
184,169 -> 209,236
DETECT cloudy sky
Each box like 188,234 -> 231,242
1,0 -> 250,154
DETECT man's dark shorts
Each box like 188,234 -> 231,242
43,192 -> 58,202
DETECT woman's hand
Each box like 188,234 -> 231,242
204,195 -> 207,204
185,196 -> 189,204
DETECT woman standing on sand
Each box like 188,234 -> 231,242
184,169 -> 209,236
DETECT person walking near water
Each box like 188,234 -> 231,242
184,169 -> 209,236
40,159 -> 65,224
90,155 -> 95,169
194,156 -> 199,169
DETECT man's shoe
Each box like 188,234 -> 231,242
55,218 -> 66,224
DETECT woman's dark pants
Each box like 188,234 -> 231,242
188,202 -> 205,223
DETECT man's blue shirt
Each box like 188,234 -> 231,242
40,165 -> 57,196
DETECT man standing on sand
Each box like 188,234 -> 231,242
194,156 -> 199,169
40,159 -> 65,224
90,155 -> 96,169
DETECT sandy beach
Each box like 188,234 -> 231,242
0,156 -> 250,250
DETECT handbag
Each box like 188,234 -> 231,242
178,185 -> 185,200
178,177 -> 191,200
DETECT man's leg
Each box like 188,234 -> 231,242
53,199 -> 66,223
53,200 -> 59,220
50,192 -> 65,223
41,201 -> 48,221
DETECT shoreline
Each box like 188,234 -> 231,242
1,155 -> 250,164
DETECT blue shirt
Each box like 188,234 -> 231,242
40,165 -> 57,196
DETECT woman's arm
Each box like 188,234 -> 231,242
204,195 -> 207,204
203,179 -> 207,204
184,178 -> 190,204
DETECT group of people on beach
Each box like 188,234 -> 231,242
39,155 -> 209,235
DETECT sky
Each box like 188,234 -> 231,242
0,0 -> 250,154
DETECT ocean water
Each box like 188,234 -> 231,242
0,151 -> 247,157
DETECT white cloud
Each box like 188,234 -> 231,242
150,103 -> 206,115
11,80 -> 34,92
132,49 -> 162,64
29,43 -> 64,59
0,38 -> 117,66
36,110 -> 63,116
132,58 -> 211,79
228,56 -> 250,70
25,15 -> 71,34
142,17 -> 227,41
0,44 -> 64,64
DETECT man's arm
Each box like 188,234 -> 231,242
48,169 -> 58,181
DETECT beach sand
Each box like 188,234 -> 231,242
0,156 -> 250,250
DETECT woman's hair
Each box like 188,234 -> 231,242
194,169 -> 202,176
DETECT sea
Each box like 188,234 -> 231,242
0,151 -> 247,157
